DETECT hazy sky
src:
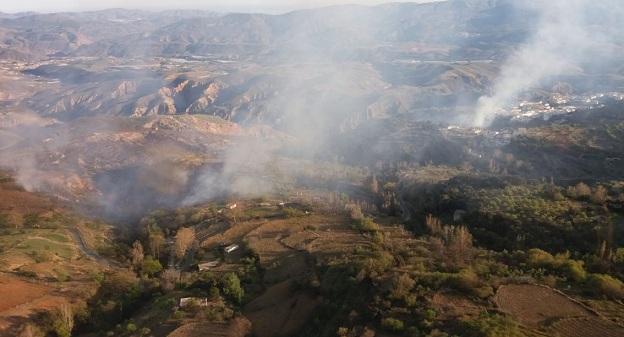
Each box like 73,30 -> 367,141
0,0 -> 440,14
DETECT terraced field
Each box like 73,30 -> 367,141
495,284 -> 624,337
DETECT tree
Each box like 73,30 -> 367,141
614,248 -> 624,266
174,227 -> 195,259
345,203 -> 363,221
141,256 -> 163,277
591,185 -> 608,204
130,241 -> 144,271
47,304 -> 74,337
587,274 -> 624,299
148,231 -> 165,259
221,272 -> 244,304
390,273 -> 415,300
370,175 -> 379,194
381,318 -> 405,333
447,226 -> 473,261
426,214 -> 443,236
560,260 -> 586,282
160,268 -> 180,291
428,218 -> 474,267
573,182 -> 591,199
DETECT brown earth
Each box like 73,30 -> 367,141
0,273 -> 67,336
430,292 -> 484,320
494,284 -> 624,337
166,317 -> 251,337
244,281 -> 321,337
494,284 -> 592,328
548,317 -> 624,337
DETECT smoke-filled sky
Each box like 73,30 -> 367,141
1,0 -> 440,13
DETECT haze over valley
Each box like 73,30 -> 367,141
1,1 -> 624,337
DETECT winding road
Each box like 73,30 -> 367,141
68,227 -> 111,268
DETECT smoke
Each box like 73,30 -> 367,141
474,0 -> 623,126
182,6 -> 385,202
4,0 -> 624,221
182,138 -> 279,205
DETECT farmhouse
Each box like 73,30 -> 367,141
179,297 -> 209,308
224,244 -> 239,254
197,260 -> 220,271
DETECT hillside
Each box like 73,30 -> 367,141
1,0 -> 624,336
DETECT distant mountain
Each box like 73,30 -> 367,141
2,1 -> 623,129
0,9 -> 219,59
0,1 -> 535,60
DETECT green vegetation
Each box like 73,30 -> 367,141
463,314 -> 525,337
381,317 -> 405,333
587,274 -> 624,299
221,272 -> 244,304
141,256 -> 163,277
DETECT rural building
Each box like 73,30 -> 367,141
179,297 -> 208,308
224,244 -> 239,254
197,260 -> 220,271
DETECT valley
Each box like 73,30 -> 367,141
1,0 -> 624,337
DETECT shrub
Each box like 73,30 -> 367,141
451,269 -> 480,292
0,213 -> 9,228
591,186 -> 608,204
22,213 -> 40,228
160,269 -> 180,291
390,273 -> 415,300
283,207 -> 306,218
464,314 -> 525,337
614,248 -> 624,266
142,256 -> 163,277
45,304 -> 74,337
381,317 -> 405,332
560,260 -> 586,282
357,217 -> 380,233
126,322 -> 137,333
526,249 -> 554,267
406,326 -> 422,337
587,274 -> 624,299
573,182 -> 592,199
221,273 -> 244,304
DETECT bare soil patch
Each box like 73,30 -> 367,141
244,281 -> 321,337
494,284 -> 592,328
0,274 -> 48,312
0,273 -> 68,335
549,317 -> 624,337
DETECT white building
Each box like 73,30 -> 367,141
179,297 -> 208,308
224,244 -> 239,254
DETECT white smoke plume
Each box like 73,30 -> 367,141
474,0 -> 622,126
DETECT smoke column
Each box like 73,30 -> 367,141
474,0 -> 620,126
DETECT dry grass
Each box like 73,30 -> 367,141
166,317 -> 251,337
430,292 -> 484,320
